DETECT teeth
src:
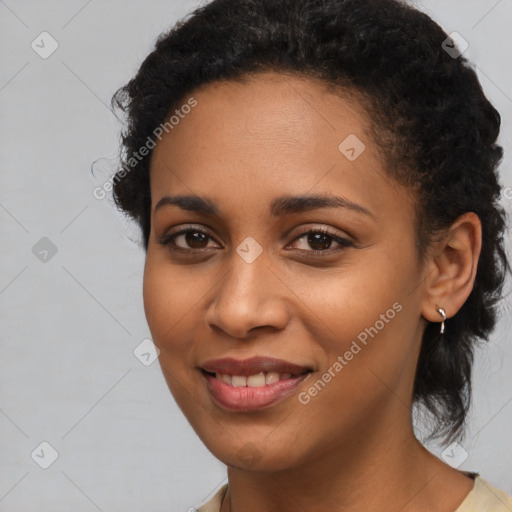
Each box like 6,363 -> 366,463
247,372 -> 266,387
213,371 -> 300,387
231,375 -> 247,387
265,372 -> 280,384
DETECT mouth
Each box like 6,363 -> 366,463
200,356 -> 313,411
201,370 -> 303,387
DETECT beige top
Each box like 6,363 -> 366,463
196,474 -> 512,512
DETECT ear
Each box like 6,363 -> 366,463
421,212 -> 482,323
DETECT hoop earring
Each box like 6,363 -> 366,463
436,307 -> 447,334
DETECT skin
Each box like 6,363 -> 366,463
144,72 -> 481,512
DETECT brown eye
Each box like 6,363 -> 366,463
288,229 -> 354,253
159,228 -> 220,251
183,231 -> 209,248
307,232 -> 334,251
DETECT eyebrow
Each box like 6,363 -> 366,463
154,194 -> 375,219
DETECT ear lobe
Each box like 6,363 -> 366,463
421,212 -> 482,323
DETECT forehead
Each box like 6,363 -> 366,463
149,72 -> 413,223
151,72 -> 370,168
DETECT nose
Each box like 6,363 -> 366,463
205,251 -> 291,340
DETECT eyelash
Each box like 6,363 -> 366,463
157,226 -> 354,256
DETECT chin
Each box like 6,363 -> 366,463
200,434 -> 304,472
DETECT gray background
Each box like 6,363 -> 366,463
1,0 -> 511,510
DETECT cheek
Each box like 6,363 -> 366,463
291,251 -> 418,379
142,256 -> 209,413
303,264 -> 420,407
286,255 -> 406,338
142,255 -> 198,351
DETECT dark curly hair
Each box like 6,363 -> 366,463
110,0 -> 510,445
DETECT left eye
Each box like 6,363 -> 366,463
288,230 -> 354,252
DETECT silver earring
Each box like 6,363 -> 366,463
436,307 -> 447,334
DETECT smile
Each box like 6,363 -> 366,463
200,356 -> 312,411
202,371 -> 310,412
210,371 -> 294,387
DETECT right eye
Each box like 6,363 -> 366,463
158,227 -> 221,251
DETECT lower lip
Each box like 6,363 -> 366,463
202,371 -> 311,411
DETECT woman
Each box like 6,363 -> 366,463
110,0 -> 512,510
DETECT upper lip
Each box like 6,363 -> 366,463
201,356 -> 312,376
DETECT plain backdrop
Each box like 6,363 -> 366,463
1,0 -> 511,510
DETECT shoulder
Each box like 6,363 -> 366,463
191,478 -> 512,512
455,475 -> 512,512
195,484 -> 228,512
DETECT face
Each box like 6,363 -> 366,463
144,72 -> 429,471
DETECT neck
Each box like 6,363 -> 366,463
220,409 -> 469,512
